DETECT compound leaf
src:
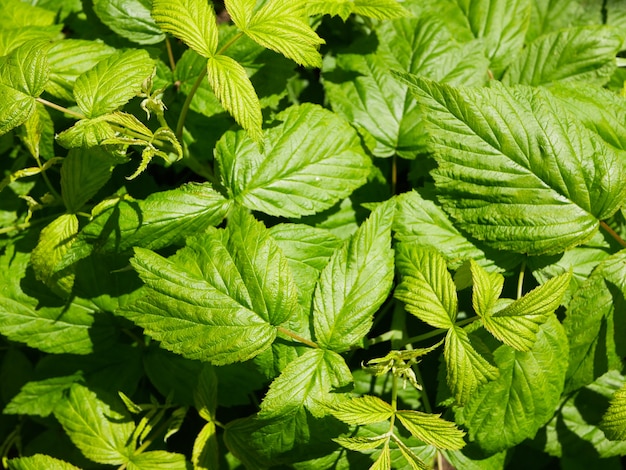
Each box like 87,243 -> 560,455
151,0 -> 218,57
395,410 -> 466,450
395,245 -> 458,329
120,209 -> 300,365
313,200 -> 394,351
481,272 -> 571,351
74,49 -> 155,118
407,77 -> 626,255
53,383 -> 134,465
216,103 -> 371,218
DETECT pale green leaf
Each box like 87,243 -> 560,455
323,14 -> 488,158
396,410 -> 466,450
0,0 -> 56,29
0,24 -> 62,56
55,115 -> 118,148
0,84 -> 35,135
46,39 -> 116,102
224,0 -> 256,29
481,272 -> 571,351
259,349 -> 352,418
127,451 -> 188,470
3,373 -> 83,417
94,0 -> 165,45
238,0 -> 324,68
447,0 -> 530,74
192,422 -> 219,470
601,383 -> 626,441
30,213 -> 79,295
194,365 -> 217,422
61,147 -> 118,213
371,442 -> 391,470
17,101 -> 53,160
526,0 -> 590,42
74,49 -> 155,118
469,259 -> 504,318
7,454 -> 81,470
407,77 -> 626,255
206,54 -> 263,143
503,26 -> 621,86
53,383 -> 134,465
564,250 -> 626,393
313,200 -> 394,351
334,435 -> 389,451
458,316 -> 568,453
151,0 -> 218,57
69,183 -> 231,256
393,440 -> 429,470
121,209 -> 300,365
395,245 -> 458,329
328,395 -> 393,425
0,39 -> 50,97
306,0 -> 409,20
216,103 -> 371,217
444,326 -> 499,405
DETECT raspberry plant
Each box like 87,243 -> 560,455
2,0 -> 626,469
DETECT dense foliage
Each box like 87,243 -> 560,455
2,0 -> 626,468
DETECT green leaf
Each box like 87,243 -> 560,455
444,326 -> 499,405
4,373 -> 83,417
372,442 -> 391,470
323,14 -> 488,158
447,0 -> 530,74
127,451 -> 189,470
0,24 -> 62,59
61,147 -> 117,213
313,200 -> 394,351
480,272 -> 571,351
333,435 -> 388,451
74,49 -> 155,118
0,84 -> 35,135
306,0 -> 409,20
30,213 -> 79,295
70,183 -> 231,255
395,410 -> 466,450
93,0 -> 165,45
121,209 -> 300,365
229,0 -> 324,67
601,383 -> 626,440
525,0 -> 589,42
407,77 -> 626,255
151,0 -> 218,57
503,26 -> 621,86
53,383 -> 134,465
7,454 -> 81,470
216,103 -> 371,217
564,250 -> 626,393
194,365 -> 218,422
259,349 -> 352,418
46,39 -> 116,102
0,0 -> 56,29
395,245 -> 458,329
206,54 -> 263,143
18,102 -> 54,160
469,259 -> 504,318
458,316 -> 568,453
328,395 -> 394,425
193,422 -> 219,470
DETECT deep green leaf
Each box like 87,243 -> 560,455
564,250 -> 626,393
143,346 -> 202,407
444,326 -> 499,405
407,77 -> 626,255
151,0 -> 218,58
259,349 -> 352,418
216,103 -> 371,217
395,410 -> 466,450
313,200 -> 394,351
480,272 -> 570,351
192,422 -> 219,470
206,54 -> 263,143
469,259 -> 504,318
601,382 -> 626,440
194,365 -> 218,422
46,39 -> 116,102
323,14 -> 488,158
328,395 -> 394,425
7,454 -> 81,470
93,0 -> 165,45
73,49 -> 155,118
503,26 -> 621,86
53,383 -> 134,465
395,245 -> 458,329
458,316 -> 568,453
126,451 -> 188,470
121,209 -> 300,365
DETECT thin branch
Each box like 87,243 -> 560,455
517,259 -> 526,300
600,220 -> 626,248
277,326 -> 319,349
36,97 -> 85,120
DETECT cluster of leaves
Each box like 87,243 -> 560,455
2,0 -> 626,468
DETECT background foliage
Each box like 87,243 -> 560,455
2,0 -> 626,468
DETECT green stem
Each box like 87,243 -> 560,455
277,326 -> 319,349
175,67 -> 206,140
517,259 -> 526,300
36,97 -> 85,120
412,364 -> 432,413
165,36 -> 176,71
600,220 -> 626,248
400,316 -> 477,347
216,32 -> 244,56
